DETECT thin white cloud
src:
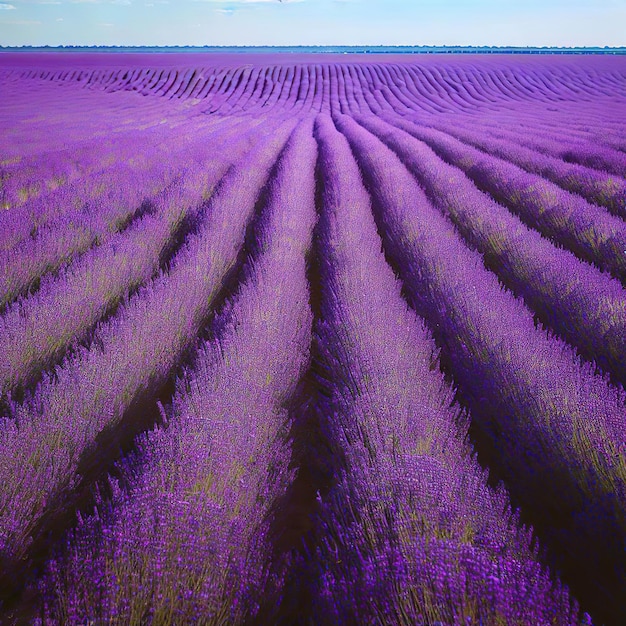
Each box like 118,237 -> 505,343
71,0 -> 133,3
0,3 -> 16,9
193,0 -> 305,3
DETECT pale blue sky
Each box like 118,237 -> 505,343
0,0 -> 624,47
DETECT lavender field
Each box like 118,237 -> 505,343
0,52 -> 625,625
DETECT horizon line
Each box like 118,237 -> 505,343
1,44 -> 625,51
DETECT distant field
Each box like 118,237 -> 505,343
0,53 -> 625,625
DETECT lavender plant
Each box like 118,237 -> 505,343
357,113 -> 626,391
335,112 -> 626,624
383,118 -> 626,284
0,116 -> 270,398
36,117 -> 317,625
0,117 -> 296,598
302,114 -> 586,625
416,118 -> 626,218
0,116 -> 250,306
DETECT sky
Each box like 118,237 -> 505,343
0,0 -> 624,48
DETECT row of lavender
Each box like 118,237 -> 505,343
1,57 -> 625,624
4,114 -> 592,626
1,63 -> 295,595
2,59 -> 624,223
2,56 -> 624,161
3,56 -> 624,113
35,118 -> 318,625
0,110 -> 293,575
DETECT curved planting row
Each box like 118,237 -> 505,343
0,80 -> 216,212
0,107 -> 247,249
383,117 -> 626,284
356,114 -> 626,391
412,117 -> 626,218
293,114 -> 586,625
427,114 -> 626,179
333,113 -> 625,624
35,119 -> 317,625
3,57 -> 624,114
0,116 -> 295,603
0,114 -> 268,400
1,125 -> 170,212
0,115 -> 259,315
